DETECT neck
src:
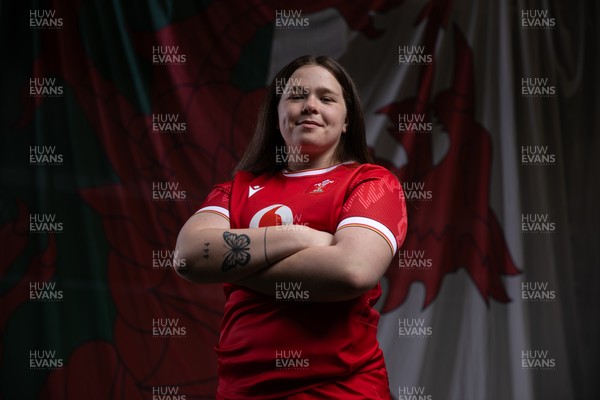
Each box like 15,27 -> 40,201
285,143 -> 342,171
287,154 -> 340,172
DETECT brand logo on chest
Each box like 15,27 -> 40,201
305,178 -> 338,194
248,185 -> 264,198
249,204 -> 295,228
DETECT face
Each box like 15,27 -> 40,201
277,65 -> 347,163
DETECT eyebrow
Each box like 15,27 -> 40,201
287,85 -> 342,96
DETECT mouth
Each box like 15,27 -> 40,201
296,120 -> 322,127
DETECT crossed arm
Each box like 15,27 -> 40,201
174,211 -> 393,302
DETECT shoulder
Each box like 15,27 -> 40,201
342,163 -> 400,190
231,170 -> 279,188
204,173 -> 259,200
339,162 -> 396,176
208,180 -> 233,195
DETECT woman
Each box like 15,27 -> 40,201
175,55 -> 407,399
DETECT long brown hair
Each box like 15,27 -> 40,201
234,55 -> 372,175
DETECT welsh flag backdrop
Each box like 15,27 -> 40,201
1,1 -> 598,399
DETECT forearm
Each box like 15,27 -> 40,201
238,246 -> 356,302
174,228 -> 282,283
174,226 -> 310,283
238,246 -> 373,302
237,227 -> 393,302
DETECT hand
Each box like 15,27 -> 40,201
267,224 -> 333,248
306,228 -> 334,247
292,225 -> 334,248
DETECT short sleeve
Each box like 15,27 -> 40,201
336,168 -> 407,256
194,181 -> 232,221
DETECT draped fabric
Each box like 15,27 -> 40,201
1,1 -> 598,399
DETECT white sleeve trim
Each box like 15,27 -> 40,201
194,206 -> 230,220
337,216 -> 397,255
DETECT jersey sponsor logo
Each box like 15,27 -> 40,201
305,178 -> 338,194
249,204 -> 294,228
248,185 -> 264,198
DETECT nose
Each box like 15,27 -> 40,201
301,95 -> 317,114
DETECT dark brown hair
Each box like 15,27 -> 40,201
234,55 -> 372,175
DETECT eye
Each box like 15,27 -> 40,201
321,96 -> 334,102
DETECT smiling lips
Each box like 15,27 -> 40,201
297,120 -> 322,127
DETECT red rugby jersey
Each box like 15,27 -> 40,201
196,162 -> 407,399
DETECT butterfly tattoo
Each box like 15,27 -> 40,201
221,231 -> 251,271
